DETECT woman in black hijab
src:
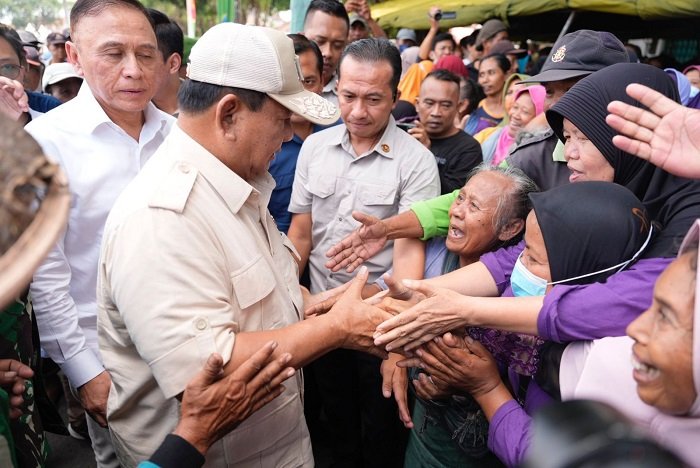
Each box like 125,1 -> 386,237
405,181 -> 653,467
530,181 -> 652,285
546,62 -> 700,258
372,62 -> 697,351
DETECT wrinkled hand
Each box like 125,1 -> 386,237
408,121 -> 431,149
0,359 -> 33,419
174,342 -> 295,455
79,370 -> 111,427
406,334 -> 501,397
606,83 -> 700,179
324,211 -> 388,273
303,281 -> 353,317
380,353 -> 412,428
328,266 -> 393,359
374,280 -> 470,353
0,77 -> 29,122
372,274 -> 426,316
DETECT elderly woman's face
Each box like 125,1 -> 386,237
562,118 -> 614,183
446,171 -> 511,261
626,250 -> 696,415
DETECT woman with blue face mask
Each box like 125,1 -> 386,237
400,181 -> 653,467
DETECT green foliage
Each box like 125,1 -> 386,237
141,0 -> 291,34
0,0 -> 61,28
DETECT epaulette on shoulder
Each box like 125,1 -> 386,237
148,161 -> 198,214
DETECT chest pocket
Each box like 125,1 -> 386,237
307,178 -> 336,224
359,183 -> 398,220
230,255 -> 276,310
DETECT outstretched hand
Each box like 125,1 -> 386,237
174,342 -> 295,455
606,83 -> 700,178
324,211 -> 388,273
303,281 -> 353,317
328,266 -> 393,359
373,280 -> 470,353
371,274 -> 426,316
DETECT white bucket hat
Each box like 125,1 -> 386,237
42,62 -> 82,92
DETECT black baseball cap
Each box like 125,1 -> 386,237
521,30 -> 629,84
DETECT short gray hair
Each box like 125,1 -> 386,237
465,163 -> 539,244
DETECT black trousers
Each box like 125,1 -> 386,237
312,348 -> 408,468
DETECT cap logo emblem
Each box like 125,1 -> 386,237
551,45 -> 566,63
290,96 -> 338,121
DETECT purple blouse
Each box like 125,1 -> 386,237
479,241 -> 673,341
479,241 -> 673,465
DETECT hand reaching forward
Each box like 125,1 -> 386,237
324,211 -> 389,272
374,280 -> 470,353
371,274 -> 426,316
174,341 -> 295,455
606,83 -> 700,178
303,280 -> 353,317
328,266 -> 393,359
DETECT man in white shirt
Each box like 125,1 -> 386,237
24,1 -> 173,466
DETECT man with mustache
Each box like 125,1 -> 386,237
409,69 -> 482,194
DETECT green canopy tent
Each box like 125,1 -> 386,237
372,0 -> 700,40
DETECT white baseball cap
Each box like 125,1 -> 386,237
42,62 -> 82,92
187,23 -> 340,126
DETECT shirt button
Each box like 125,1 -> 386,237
338,216 -> 342,221
195,318 -> 207,330
178,163 -> 190,174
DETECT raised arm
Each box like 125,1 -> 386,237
325,190 -> 458,272
606,83 -> 700,178
324,210 -> 424,272
418,7 -> 442,61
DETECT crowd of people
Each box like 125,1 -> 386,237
0,0 -> 699,467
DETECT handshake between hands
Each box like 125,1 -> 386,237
302,270 -> 499,430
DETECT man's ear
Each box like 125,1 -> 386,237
428,50 -> 436,62
166,52 -> 182,75
497,218 -> 525,242
64,41 -> 85,77
215,94 -> 240,140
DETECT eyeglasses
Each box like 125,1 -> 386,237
0,63 -> 23,80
